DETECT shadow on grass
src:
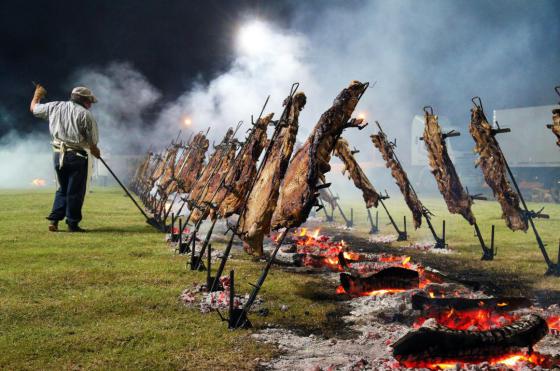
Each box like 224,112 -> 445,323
274,276 -> 360,339
89,225 -> 159,234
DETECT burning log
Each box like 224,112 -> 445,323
333,137 -> 380,208
271,81 -> 369,231
238,91 -> 307,256
411,292 -> 532,312
422,108 -> 475,224
371,123 -> 424,229
339,267 -> 419,295
393,314 -> 548,364
469,99 -> 527,232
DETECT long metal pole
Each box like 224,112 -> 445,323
99,157 -> 152,222
379,199 -> 407,241
234,228 -> 290,328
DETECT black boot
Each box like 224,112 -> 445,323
68,224 -> 86,233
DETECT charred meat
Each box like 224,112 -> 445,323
216,113 -> 272,218
176,132 -> 209,194
469,103 -> 527,231
371,127 -> 424,229
549,108 -> 560,147
239,92 -> 307,256
333,137 -> 379,208
423,112 -> 475,224
271,81 -> 368,230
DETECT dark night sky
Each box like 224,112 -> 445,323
2,0 -> 559,141
0,0 -> 298,136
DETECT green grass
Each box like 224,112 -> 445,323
0,188 -> 338,370
1,187 -> 559,369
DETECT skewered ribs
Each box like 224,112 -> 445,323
469,102 -> 527,231
271,81 -> 369,231
371,126 -> 424,229
423,110 -> 475,224
239,92 -> 307,256
333,137 -> 380,208
216,113 -> 273,219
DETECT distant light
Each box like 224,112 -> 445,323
237,20 -> 269,56
183,117 -> 192,127
357,112 -> 367,120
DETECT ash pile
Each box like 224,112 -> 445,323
254,228 -> 560,371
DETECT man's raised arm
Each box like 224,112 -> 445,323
30,84 -> 47,113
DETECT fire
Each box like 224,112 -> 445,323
414,352 -> 552,370
414,308 -> 517,331
335,285 -> 405,297
548,315 -> 560,333
342,251 -> 361,261
311,228 -> 320,239
363,289 -> 406,297
298,228 -> 307,236
31,178 -> 46,187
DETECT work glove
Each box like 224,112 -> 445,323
90,145 -> 101,159
33,84 -> 47,100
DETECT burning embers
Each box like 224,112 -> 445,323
285,228 -> 559,369
394,314 -> 549,369
290,228 -> 347,271
340,267 -> 418,297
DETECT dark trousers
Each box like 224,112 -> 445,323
48,152 -> 88,226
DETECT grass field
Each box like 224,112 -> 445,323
0,188 -> 340,370
1,187 -> 559,369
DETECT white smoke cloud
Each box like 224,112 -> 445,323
1,1 -> 558,197
155,20 -> 317,143
0,131 -> 54,188
70,62 -> 162,154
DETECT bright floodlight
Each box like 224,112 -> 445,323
237,20 -> 269,56
183,117 -> 192,127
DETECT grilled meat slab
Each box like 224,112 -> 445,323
550,108 -> 560,147
333,137 -> 379,208
469,105 -> 527,231
271,81 -> 368,230
188,128 -> 234,203
216,113 -> 272,218
239,92 -> 307,256
371,128 -> 424,229
189,137 -> 238,224
423,112 -> 475,224
176,133 -> 209,194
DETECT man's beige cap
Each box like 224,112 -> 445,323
71,86 -> 98,103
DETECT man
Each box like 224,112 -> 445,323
30,84 -> 101,232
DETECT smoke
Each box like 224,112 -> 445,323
0,131 -> 53,188
154,20 -> 316,143
69,62 -> 162,154
1,0 -> 558,195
